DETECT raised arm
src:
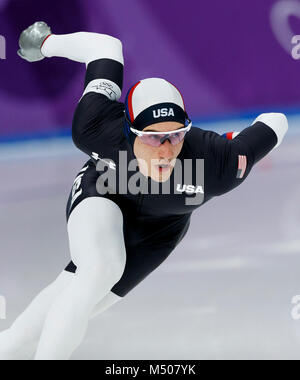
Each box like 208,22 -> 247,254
200,112 -> 288,196
18,21 -> 125,157
221,113 -> 288,158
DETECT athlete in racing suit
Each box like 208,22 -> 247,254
0,22 -> 288,360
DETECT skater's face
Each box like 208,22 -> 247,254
133,121 -> 184,182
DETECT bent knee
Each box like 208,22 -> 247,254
79,257 -> 126,286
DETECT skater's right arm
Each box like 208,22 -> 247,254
18,22 -> 125,157
41,31 -> 125,156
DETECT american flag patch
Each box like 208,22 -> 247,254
237,155 -> 247,179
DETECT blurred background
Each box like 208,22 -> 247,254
1,0 -> 300,359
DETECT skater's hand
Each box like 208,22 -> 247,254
17,21 -> 52,62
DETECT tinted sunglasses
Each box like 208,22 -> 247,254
125,113 -> 192,147
130,124 -> 192,147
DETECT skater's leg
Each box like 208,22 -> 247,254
0,271 -> 74,360
35,197 -> 126,360
90,291 -> 121,319
0,279 -> 121,360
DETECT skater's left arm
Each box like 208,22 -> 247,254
221,113 -> 288,156
203,112 -> 288,195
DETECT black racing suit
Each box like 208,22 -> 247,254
65,59 -> 278,297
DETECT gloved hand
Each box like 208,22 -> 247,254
17,21 -> 52,62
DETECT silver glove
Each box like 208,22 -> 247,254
17,21 -> 52,62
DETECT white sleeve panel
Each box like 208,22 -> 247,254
41,32 -> 124,66
251,113 -> 288,149
232,131 -> 240,139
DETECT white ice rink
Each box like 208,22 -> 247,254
0,119 -> 300,360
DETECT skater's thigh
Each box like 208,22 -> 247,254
67,197 -> 126,272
